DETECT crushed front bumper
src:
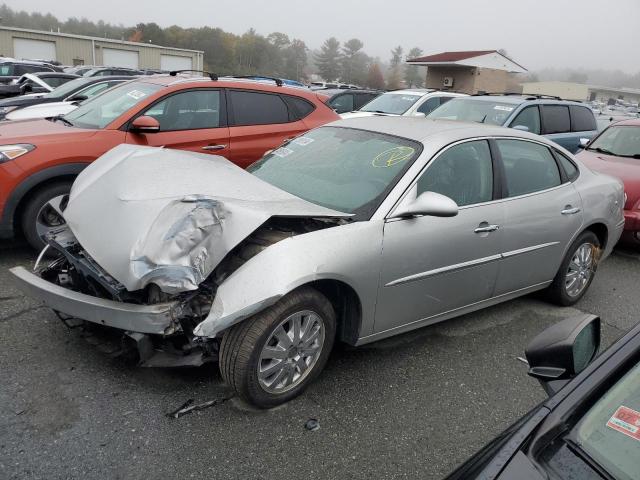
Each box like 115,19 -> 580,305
9,266 -> 180,335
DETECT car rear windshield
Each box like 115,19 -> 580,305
588,125 -> 640,158
248,126 -> 422,218
64,81 -> 162,129
428,98 -> 517,126
360,93 -> 423,115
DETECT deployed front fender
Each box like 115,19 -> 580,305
193,220 -> 384,339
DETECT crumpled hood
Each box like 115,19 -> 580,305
63,144 -> 350,294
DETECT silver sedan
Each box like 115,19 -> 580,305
10,117 -> 625,408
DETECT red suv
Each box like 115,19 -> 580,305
0,75 -> 339,250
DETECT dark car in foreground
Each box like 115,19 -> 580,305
577,118 -> 640,246
447,313 -> 640,480
428,94 -> 598,153
0,75 -> 134,120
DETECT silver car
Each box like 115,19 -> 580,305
10,118 -> 625,408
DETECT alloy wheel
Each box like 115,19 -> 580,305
35,195 -> 67,240
565,243 -> 595,298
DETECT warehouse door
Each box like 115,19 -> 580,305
13,38 -> 56,61
102,48 -> 139,68
160,54 -> 192,71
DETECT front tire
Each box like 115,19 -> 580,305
546,231 -> 600,306
20,182 -> 72,252
219,287 -> 336,408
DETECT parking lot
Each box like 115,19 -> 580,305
1,240 -> 638,480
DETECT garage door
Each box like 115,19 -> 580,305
102,48 -> 139,68
160,55 -> 192,71
13,38 -> 56,61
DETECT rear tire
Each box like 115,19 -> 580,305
219,287 -> 336,409
20,181 -> 72,252
546,231 -> 600,306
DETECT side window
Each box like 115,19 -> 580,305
417,97 -> 441,115
439,96 -> 453,106
142,90 -> 222,131
542,105 -> 571,134
329,94 -> 354,114
77,82 -> 112,99
282,95 -> 315,121
230,90 -> 289,126
555,151 -> 579,181
510,106 -> 541,134
45,77 -> 70,88
497,140 -> 561,197
354,93 -> 377,109
570,106 -> 597,132
417,140 -> 493,207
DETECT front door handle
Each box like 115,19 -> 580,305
561,206 -> 581,215
474,224 -> 500,234
202,144 -> 226,151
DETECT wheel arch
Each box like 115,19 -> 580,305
583,222 -> 608,251
1,163 -> 89,238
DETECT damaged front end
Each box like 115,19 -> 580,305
10,143 -> 350,367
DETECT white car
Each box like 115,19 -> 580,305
341,89 -> 467,119
5,100 -> 79,120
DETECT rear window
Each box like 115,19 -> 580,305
283,95 -> 315,121
229,90 -> 289,126
542,105 -> 571,134
570,106 -> 597,132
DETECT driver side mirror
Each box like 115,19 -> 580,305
525,314 -> 600,396
390,191 -> 459,219
130,115 -> 160,134
579,138 -> 590,148
68,94 -> 88,103
413,112 -> 427,118
512,125 -> 530,132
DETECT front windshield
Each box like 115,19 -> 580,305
588,126 -> 640,158
64,81 -> 161,129
248,126 -> 422,218
42,77 -> 90,99
574,360 -> 640,480
428,98 -> 516,126
360,93 -> 422,115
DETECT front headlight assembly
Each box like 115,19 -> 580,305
0,144 -> 35,163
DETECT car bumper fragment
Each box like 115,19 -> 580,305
9,266 -> 179,335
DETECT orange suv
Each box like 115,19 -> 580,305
0,74 -> 339,250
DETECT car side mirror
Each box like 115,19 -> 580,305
68,94 -> 88,103
525,314 -> 600,396
512,125 -> 530,132
579,138 -> 590,148
413,112 -> 427,118
391,191 -> 459,219
130,115 -> 160,134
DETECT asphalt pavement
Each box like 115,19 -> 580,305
1,240 -> 638,480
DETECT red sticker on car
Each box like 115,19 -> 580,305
607,406 -> 640,442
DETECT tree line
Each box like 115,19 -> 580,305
0,4 -> 427,89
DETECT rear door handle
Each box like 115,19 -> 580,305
202,144 -> 226,151
561,207 -> 581,215
474,224 -> 500,234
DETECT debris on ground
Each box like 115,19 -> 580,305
166,397 -> 233,419
305,418 -> 320,431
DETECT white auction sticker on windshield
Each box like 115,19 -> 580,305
127,90 -> 147,100
494,105 -> 514,112
273,147 -> 293,158
292,137 -> 314,146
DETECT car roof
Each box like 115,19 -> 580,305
383,88 -> 435,96
329,116 -> 556,145
608,117 -> 640,126
318,88 -> 381,96
461,94 -> 588,107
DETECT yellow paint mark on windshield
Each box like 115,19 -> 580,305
372,146 -> 415,168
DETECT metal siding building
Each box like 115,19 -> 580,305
0,26 -> 204,70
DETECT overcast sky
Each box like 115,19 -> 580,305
3,0 -> 639,73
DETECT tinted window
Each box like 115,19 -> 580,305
230,90 -> 289,125
417,97 -> 441,115
45,77 -> 73,88
570,106 -> 597,132
417,140 -> 493,207
542,105 -> 571,134
354,93 -> 378,109
558,153 -> 579,180
510,106 -> 541,134
498,140 -> 561,196
143,90 -> 221,131
329,93 -> 354,114
282,95 -> 314,121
